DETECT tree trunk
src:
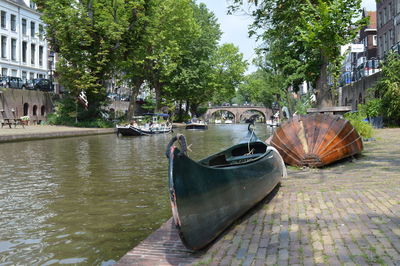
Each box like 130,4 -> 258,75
127,79 -> 143,120
316,54 -> 333,108
154,81 -> 161,112
185,100 -> 190,117
178,100 -> 183,122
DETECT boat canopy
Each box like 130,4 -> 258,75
143,113 -> 169,117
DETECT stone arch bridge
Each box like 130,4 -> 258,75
204,106 -> 273,123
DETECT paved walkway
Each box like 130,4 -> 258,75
0,125 -> 115,142
117,128 -> 400,265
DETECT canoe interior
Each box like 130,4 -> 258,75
270,113 -> 363,167
168,140 -> 284,250
199,141 -> 268,167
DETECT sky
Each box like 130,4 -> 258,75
199,0 -> 377,74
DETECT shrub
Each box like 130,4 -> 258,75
364,99 -> 383,118
344,111 -> 374,139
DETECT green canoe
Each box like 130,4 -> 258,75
166,127 -> 286,250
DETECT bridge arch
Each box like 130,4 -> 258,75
209,109 -> 236,122
239,109 -> 267,123
204,106 -> 272,124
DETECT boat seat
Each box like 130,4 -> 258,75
226,153 -> 263,163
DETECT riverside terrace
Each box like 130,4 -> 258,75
117,128 -> 400,265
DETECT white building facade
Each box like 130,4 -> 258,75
0,0 -> 48,80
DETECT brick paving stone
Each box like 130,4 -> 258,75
117,129 -> 400,265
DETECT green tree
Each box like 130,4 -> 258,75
229,0 -> 366,108
237,69 -> 283,108
36,0 -> 149,119
143,0 -> 200,112
165,2 -> 222,119
211,43 -> 248,105
374,53 -> 400,125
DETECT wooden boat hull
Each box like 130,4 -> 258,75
116,125 -> 171,136
166,136 -> 285,250
270,114 -> 363,167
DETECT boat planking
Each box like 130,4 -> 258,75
166,127 -> 286,250
270,113 -> 363,167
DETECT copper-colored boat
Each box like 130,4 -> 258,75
270,114 -> 363,167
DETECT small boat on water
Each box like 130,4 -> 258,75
270,113 -> 363,167
214,119 -> 221,124
116,113 -> 172,136
166,124 -> 286,250
185,119 -> 208,130
224,119 -> 233,124
116,124 -> 172,136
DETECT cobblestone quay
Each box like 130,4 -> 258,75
117,128 -> 400,265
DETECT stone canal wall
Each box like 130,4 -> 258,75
0,88 -> 55,123
0,89 -> 145,123
341,72 -> 381,110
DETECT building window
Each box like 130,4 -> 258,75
398,0 -> 400,13
22,41 -> 27,63
30,1 -> 36,9
30,22 -> 35,37
379,36 -> 383,57
373,35 -> 377,46
2,68 -> 7,76
22,18 -> 27,35
11,69 -> 17,77
1,36 -> 7,58
11,38 -> 16,61
31,44 -> 35,64
378,12 -> 382,28
384,32 -> 389,52
390,29 -> 394,47
1,11 -> 6,29
29,72 -> 34,79
39,24 -> 44,40
39,46 -> 43,66
383,8 -> 387,24
22,71 -> 27,80
33,105 -> 37,116
11,14 -> 16,31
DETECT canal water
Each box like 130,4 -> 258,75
0,124 -> 273,265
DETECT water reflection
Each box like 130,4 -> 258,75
0,124 -> 271,264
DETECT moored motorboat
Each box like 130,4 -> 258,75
185,120 -> 208,130
116,124 -> 172,136
270,113 -> 363,167
116,113 -> 172,136
166,125 -> 286,250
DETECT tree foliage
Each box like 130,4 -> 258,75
229,0 -> 366,108
237,69 -> 283,108
374,53 -> 400,124
37,0 -> 248,121
165,2 -> 222,119
211,43 -> 248,105
36,0 -> 149,118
